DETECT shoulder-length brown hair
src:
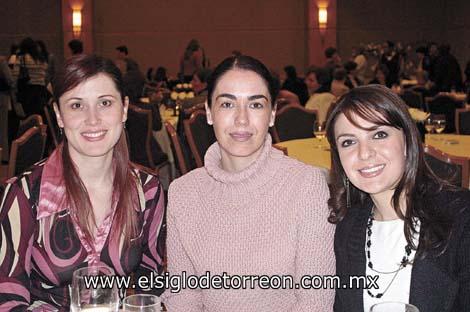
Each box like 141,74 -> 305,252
53,54 -> 139,247
325,84 -> 452,256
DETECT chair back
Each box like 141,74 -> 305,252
424,145 -> 469,188
183,110 -> 216,168
274,103 -> 317,142
426,95 -> 462,133
273,144 -> 288,156
401,90 -> 424,110
43,102 -> 60,147
17,114 -> 43,138
455,108 -> 470,135
126,104 -> 155,168
8,125 -> 47,178
165,121 -> 189,175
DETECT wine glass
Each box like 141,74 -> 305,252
433,115 -> 446,134
370,302 -> 419,312
313,121 -> 326,148
123,294 -> 162,312
424,117 -> 435,134
70,266 -> 120,312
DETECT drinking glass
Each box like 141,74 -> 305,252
370,301 -> 419,312
433,115 -> 446,134
70,266 -> 120,312
313,121 -> 326,148
123,294 -> 162,312
424,117 -> 435,134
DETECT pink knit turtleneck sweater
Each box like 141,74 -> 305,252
163,135 -> 335,312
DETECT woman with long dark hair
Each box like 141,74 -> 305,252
164,55 -> 334,311
179,39 -> 206,83
0,54 -> 166,310
326,85 -> 470,312
11,37 -> 49,117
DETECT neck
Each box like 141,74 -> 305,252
220,146 -> 264,173
370,190 -> 406,221
68,147 -> 115,189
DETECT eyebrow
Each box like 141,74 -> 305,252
335,126 -> 385,140
215,93 -> 268,101
336,133 -> 356,140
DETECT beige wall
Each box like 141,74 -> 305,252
0,1 -> 63,62
93,0 -> 309,77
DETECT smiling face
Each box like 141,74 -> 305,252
334,112 -> 406,201
54,73 -> 128,164
206,69 -> 275,170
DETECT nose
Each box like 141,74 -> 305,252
358,141 -> 375,160
234,105 -> 248,126
85,106 -> 101,126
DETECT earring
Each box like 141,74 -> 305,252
59,127 -> 63,136
345,177 -> 351,210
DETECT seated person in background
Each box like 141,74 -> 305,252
281,65 -> 309,106
0,54 -> 166,310
344,60 -> 362,89
330,68 -> 350,98
180,67 -> 212,111
120,58 -> 146,103
369,64 -> 389,86
326,84 -> 470,312
305,67 -> 336,125
411,70 -> 437,98
164,55 -> 335,311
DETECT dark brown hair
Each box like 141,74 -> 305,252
325,84 -> 453,256
53,54 -> 139,247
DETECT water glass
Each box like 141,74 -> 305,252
370,301 -> 419,312
70,266 -> 120,312
123,294 -> 162,312
313,121 -> 326,148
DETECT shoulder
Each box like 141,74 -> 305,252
168,167 -> 206,194
132,164 -> 163,192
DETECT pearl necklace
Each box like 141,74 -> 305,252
365,211 -> 412,298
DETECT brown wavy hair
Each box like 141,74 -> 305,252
325,84 -> 453,256
53,54 -> 139,247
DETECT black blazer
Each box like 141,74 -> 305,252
334,188 -> 470,312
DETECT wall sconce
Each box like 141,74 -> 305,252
318,7 -> 328,30
72,9 -> 82,37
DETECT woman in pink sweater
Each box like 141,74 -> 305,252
164,55 -> 335,311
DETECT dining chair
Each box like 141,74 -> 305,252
183,110 -> 216,168
126,104 -> 169,172
273,103 -> 318,142
401,90 -> 424,110
165,121 -> 189,175
17,114 -> 43,138
273,144 -> 288,156
455,108 -> 470,135
43,101 -> 60,147
7,125 -> 48,178
424,145 -> 469,189
426,95 -> 462,133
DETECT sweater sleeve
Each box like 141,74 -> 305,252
162,182 -> 203,311
0,179 -> 35,311
289,168 -> 335,312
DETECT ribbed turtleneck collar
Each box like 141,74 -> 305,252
203,135 -> 283,190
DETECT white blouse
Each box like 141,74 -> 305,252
363,218 -> 420,312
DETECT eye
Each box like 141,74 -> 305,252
71,102 -> 82,109
249,102 -> 264,109
220,102 -> 234,108
340,139 -> 355,148
100,99 -> 112,107
373,130 -> 388,139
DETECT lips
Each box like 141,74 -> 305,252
358,164 -> 385,178
81,130 -> 107,141
229,131 -> 253,142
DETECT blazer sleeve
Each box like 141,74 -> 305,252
133,173 -> 166,296
0,179 -> 36,311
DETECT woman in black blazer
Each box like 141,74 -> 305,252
325,84 -> 470,312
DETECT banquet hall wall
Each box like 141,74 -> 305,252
0,0 -> 468,76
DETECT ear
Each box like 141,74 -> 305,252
53,101 -> 64,128
269,103 -> 277,127
122,96 -> 129,123
205,101 -> 213,125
